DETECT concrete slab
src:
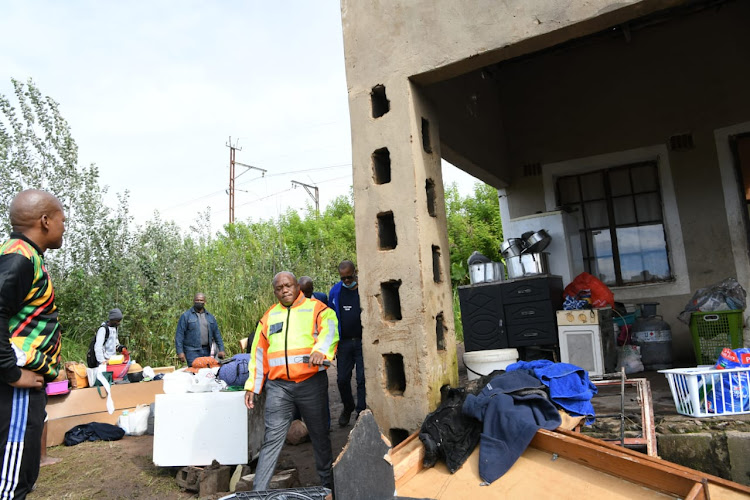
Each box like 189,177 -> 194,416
727,431 -> 750,486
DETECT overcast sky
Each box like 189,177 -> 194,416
0,1 -> 479,232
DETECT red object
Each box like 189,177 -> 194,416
106,363 -> 130,380
564,272 -> 615,308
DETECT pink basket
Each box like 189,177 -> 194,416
45,380 -> 70,396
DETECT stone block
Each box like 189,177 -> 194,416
198,462 -> 232,497
657,432 -> 729,479
285,419 -> 310,445
236,469 -> 300,491
726,431 -> 750,486
175,466 -> 201,492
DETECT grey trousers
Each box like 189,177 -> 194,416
253,371 -> 333,491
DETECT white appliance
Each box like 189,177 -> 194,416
557,309 -> 616,377
504,210 -> 583,286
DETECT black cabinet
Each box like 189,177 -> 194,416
459,276 -> 563,352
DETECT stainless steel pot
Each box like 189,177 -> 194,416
506,252 -> 550,279
500,238 -> 525,258
469,262 -> 505,284
522,230 -> 551,254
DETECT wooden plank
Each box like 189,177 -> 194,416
548,428 -> 750,496
391,431 -> 425,489
397,445 -> 674,499
531,429 -> 705,499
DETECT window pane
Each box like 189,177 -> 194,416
584,200 -> 609,228
609,168 -> 632,197
580,172 -> 605,200
631,163 -> 658,193
616,224 -> 670,283
613,196 -> 636,225
590,230 -> 616,285
558,176 -> 579,204
635,193 -> 662,223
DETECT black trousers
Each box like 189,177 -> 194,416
0,383 -> 46,499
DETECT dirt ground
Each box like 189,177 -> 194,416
33,363 -> 359,499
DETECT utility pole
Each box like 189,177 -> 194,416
227,137 -> 267,224
227,137 -> 241,224
291,180 -> 319,215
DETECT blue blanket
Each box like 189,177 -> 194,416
506,359 -> 597,424
462,370 -> 561,483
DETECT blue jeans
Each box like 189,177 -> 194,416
185,346 -> 211,367
253,371 -> 332,490
337,338 -> 366,413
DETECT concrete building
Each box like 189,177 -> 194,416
340,0 -> 750,439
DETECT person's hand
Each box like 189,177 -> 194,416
10,369 -> 44,389
308,351 -> 326,367
217,351 -> 226,359
245,391 -> 256,410
177,353 -> 186,363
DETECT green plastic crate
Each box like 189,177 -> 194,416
689,310 -> 744,365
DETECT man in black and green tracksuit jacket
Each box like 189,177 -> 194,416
0,190 -> 65,499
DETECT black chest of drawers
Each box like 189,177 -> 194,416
458,275 -> 563,352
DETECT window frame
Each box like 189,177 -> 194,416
542,144 -> 690,301
556,160 -> 671,286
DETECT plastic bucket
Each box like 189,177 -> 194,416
463,348 -> 519,381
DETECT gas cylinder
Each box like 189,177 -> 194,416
632,302 -> 672,370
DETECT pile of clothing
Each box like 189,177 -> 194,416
419,360 -> 597,484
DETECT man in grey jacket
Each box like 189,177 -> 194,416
175,293 -> 226,366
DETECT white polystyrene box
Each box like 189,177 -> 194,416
153,391 -> 248,466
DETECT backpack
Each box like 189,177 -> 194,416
86,323 -> 110,368
217,354 -> 251,387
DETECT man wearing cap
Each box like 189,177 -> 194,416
94,308 -> 124,366
0,189 -> 65,498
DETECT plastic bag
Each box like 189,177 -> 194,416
705,348 -> 750,413
188,367 -> 225,393
117,404 -> 151,436
677,278 -> 747,324
162,371 -> 194,394
616,345 -> 644,374
564,272 -> 614,309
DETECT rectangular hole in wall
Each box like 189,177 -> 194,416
372,147 -> 391,185
431,245 -> 442,283
425,178 -> 436,217
371,84 -> 390,118
380,280 -> 402,320
436,312 -> 446,351
421,117 -> 432,154
383,353 -> 406,395
377,211 -> 397,250
389,428 -> 409,447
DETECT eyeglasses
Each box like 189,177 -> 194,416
340,274 -> 355,281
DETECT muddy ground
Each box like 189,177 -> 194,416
33,363 -> 359,500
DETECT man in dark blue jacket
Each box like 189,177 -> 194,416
175,293 -> 226,367
328,260 -> 365,426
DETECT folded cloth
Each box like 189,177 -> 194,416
462,370 -> 561,484
506,359 -> 597,424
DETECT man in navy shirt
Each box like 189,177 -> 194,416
328,260 -> 365,426
299,276 -> 328,306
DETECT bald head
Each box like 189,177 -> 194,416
10,190 -> 62,230
9,190 -> 65,252
273,271 -> 300,307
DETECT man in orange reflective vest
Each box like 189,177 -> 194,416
245,271 -> 339,491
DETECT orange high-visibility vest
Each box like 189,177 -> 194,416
245,291 -> 339,393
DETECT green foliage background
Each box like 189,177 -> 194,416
1,79 -> 502,366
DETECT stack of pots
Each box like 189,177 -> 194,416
501,230 -> 551,279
